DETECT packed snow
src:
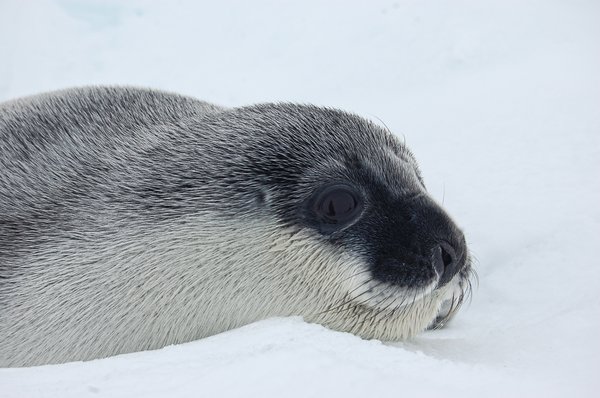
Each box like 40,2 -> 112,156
1,0 -> 599,397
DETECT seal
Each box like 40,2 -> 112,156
0,87 -> 472,367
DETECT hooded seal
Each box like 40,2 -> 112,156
0,87 -> 472,367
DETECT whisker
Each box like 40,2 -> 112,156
316,280 -> 384,317
319,268 -> 371,295
442,184 -> 446,206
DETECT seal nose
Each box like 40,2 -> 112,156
432,241 -> 459,286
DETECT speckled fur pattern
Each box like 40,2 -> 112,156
0,87 -> 471,367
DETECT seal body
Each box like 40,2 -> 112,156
0,87 -> 472,367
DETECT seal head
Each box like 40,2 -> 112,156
230,103 -> 471,328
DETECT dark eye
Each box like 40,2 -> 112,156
313,185 -> 363,230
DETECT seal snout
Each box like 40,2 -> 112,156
413,198 -> 468,288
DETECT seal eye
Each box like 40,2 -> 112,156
313,185 -> 363,231
319,190 -> 356,220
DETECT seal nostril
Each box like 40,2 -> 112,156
433,242 -> 458,286
432,246 -> 445,279
441,246 -> 453,268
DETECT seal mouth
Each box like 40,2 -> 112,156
329,251 -> 475,332
428,264 -> 476,330
356,241 -> 472,312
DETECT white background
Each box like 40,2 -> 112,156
1,1 -> 599,397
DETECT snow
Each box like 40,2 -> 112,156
1,0 -> 599,397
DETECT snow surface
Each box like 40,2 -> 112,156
1,0 -> 599,397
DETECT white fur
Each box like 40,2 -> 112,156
1,213 -> 455,366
